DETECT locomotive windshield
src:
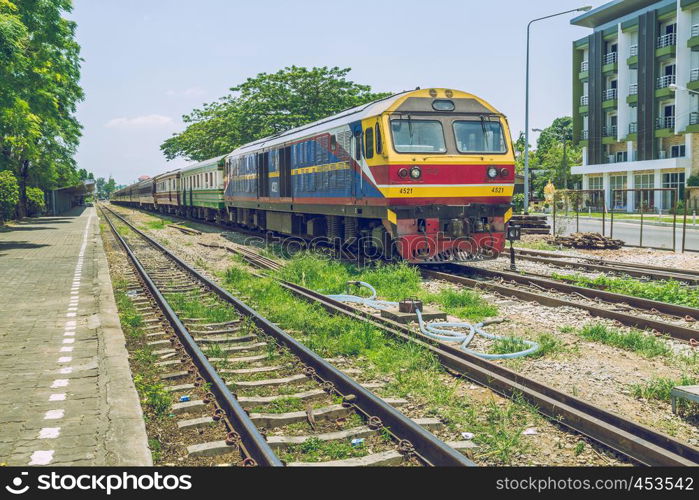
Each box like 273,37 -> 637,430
390,119 -> 446,153
453,120 -> 507,154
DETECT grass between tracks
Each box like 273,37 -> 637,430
551,273 -> 699,309
220,255 -> 543,464
112,278 -> 172,421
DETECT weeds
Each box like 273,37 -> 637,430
552,273 -> 699,309
133,374 -> 171,418
631,375 -> 699,401
578,324 -> 671,359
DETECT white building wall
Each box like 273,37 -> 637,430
617,24 -> 632,141
676,4 -> 692,133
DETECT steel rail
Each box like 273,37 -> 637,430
514,248 -> 699,279
275,280 -> 699,466
441,265 -> 699,342
100,206 -> 283,466
512,251 -> 699,284
103,205 -> 474,467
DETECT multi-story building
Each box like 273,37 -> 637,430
571,0 -> 699,211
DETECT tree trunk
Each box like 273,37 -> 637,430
16,159 -> 29,218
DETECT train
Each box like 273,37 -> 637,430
112,88 -> 515,262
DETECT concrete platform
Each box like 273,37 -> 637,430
0,207 -> 151,466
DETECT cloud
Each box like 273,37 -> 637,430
104,114 -> 174,129
165,87 -> 206,98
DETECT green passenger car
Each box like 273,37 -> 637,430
179,155 -> 226,221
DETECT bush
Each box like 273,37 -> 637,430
687,175 -> 699,187
26,187 -> 45,216
0,170 -> 19,222
511,193 -> 525,213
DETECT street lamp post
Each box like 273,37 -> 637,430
524,5 -> 592,214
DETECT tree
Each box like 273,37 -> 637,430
533,117 -> 581,193
103,176 -> 116,198
161,66 -> 392,161
0,0 -> 84,217
0,169 -> 19,221
26,186 -> 44,215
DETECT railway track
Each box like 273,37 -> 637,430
164,229 -> 699,466
429,264 -> 699,343
512,248 -> 699,285
104,204 -> 699,465
100,205 -> 475,467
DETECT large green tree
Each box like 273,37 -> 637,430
161,66 -> 391,161
0,0 -> 83,217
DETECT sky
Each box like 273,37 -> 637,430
71,0 -> 596,185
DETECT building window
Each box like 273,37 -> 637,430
588,176 -> 604,207
634,173 -> 655,211
662,172 -> 686,206
670,145 -> 685,158
610,175 -> 627,210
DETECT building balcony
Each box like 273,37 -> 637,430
572,156 -> 691,176
692,68 -> 699,81
657,33 -> 677,48
580,60 -> 589,72
603,52 -> 618,65
656,116 -> 675,130
690,24 -> 699,50
603,88 -> 617,101
580,130 -> 589,140
602,125 -> 617,137
657,74 -> 676,89
691,112 -> 699,126
629,83 -> 638,95
629,44 -> 638,57
580,95 -> 589,106
629,122 -> 638,134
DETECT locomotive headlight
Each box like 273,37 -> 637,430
409,166 -> 422,180
487,166 -> 499,179
398,168 -> 409,178
499,168 -> 509,178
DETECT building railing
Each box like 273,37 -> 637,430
657,32 -> 677,48
603,52 -> 618,65
629,44 -> 638,57
629,122 -> 638,134
692,24 -> 699,37
656,116 -> 675,129
580,130 -> 589,140
629,83 -> 638,95
691,112 -> 699,125
657,74 -> 676,89
691,68 -> 699,81
602,125 -> 617,137
580,95 -> 589,106
603,88 -> 618,100
580,60 -> 589,72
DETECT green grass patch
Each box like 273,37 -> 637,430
144,219 -> 166,230
273,252 -> 497,321
577,324 -> 672,359
631,375 -> 699,402
165,292 -> 238,323
552,273 -> 699,309
279,437 -> 368,463
222,262 -> 531,464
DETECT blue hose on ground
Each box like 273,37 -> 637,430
325,281 -> 539,360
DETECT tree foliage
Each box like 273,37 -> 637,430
26,185 -> 44,215
161,66 -> 392,162
516,117 -> 583,198
96,176 -> 116,199
0,0 -> 84,217
0,169 -> 19,221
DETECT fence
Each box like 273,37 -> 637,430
551,188 -> 699,253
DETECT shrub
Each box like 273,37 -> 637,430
687,175 -> 699,187
26,187 -> 45,216
511,193 -> 525,213
0,170 -> 19,221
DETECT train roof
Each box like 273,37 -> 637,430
179,154 -> 226,175
153,168 -> 181,181
227,88 -> 503,157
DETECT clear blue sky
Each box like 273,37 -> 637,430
71,0 -> 596,185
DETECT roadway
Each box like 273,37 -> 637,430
551,216 -> 699,252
